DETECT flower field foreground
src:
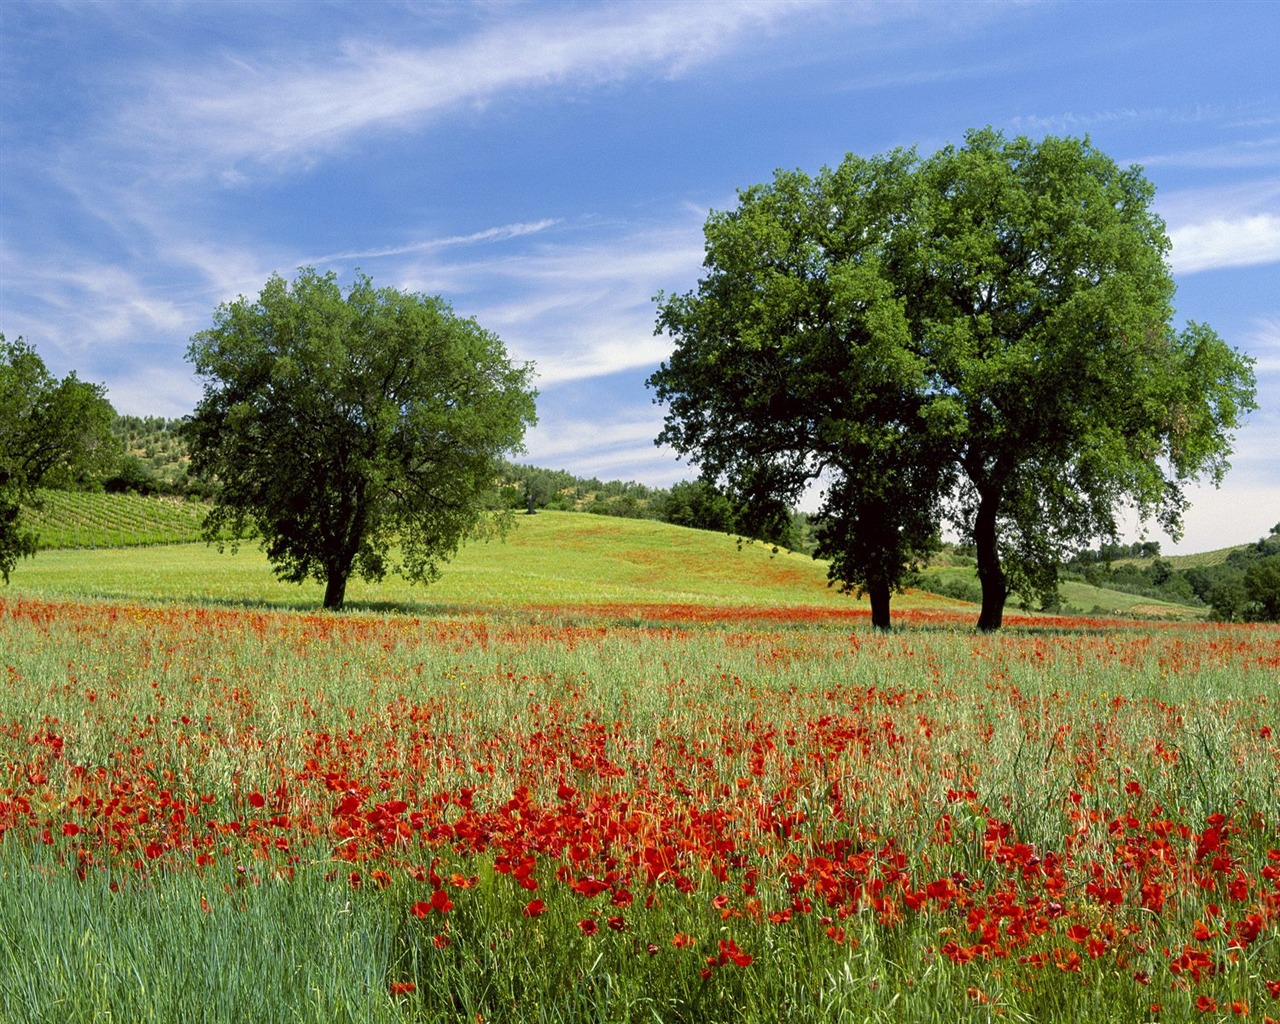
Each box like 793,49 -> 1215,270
0,597 -> 1277,1024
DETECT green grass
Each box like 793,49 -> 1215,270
21,489 -> 208,548
917,565 -> 1203,621
12,503 -> 1208,621
5,511 -> 897,614
0,594 -> 1276,1023
12,491 -> 1227,621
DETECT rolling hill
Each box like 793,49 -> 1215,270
7,498 -> 1206,621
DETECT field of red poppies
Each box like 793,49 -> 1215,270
1,596 -> 1277,1023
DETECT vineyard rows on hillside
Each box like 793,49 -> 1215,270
22,489 -> 208,549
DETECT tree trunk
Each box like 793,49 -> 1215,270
973,487 -> 1006,632
323,571 -> 348,611
867,578 -> 892,631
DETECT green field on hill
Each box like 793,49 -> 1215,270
21,488 -> 208,548
9,501 -> 1206,621
5,511 -> 883,614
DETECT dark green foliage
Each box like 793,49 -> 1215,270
182,269 -> 537,610
104,454 -> 161,496
1052,525 -> 1280,621
649,149 -> 952,628
1209,574 -> 1250,622
649,130 -> 1257,630
0,335 -> 119,582
659,480 -> 736,533
1242,553 -> 1280,621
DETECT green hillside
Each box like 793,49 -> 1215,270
9,493 -> 1225,620
915,564 -> 1202,622
4,511 -> 874,614
22,489 -> 208,548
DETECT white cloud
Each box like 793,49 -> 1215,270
103,365 -> 202,420
1135,135 -> 1280,170
526,412 -> 665,463
1244,316 -> 1280,375
1158,178 -> 1280,274
1168,215 -> 1280,274
522,408 -> 686,483
129,2 -> 801,178
309,220 -> 560,263
1146,479 -> 1280,554
389,217 -> 706,386
0,249 -> 189,356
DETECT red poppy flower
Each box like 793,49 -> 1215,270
578,918 -> 598,935
523,899 -> 546,918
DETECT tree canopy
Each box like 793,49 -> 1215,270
0,335 -> 118,582
182,269 -> 537,609
649,129 -> 1257,630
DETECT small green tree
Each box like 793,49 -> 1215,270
1209,574 -> 1249,623
660,480 -> 737,534
0,336 -> 118,582
182,269 -> 537,610
1243,555 -> 1280,621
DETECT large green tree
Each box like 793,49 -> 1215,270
649,153 -> 953,629
182,269 -> 537,610
649,130 -> 1256,630
0,335 -> 118,582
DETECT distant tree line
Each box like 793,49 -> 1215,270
107,415 -> 216,498
1055,529 -> 1280,621
498,463 -> 815,554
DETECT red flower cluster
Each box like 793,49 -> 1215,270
1,595 -> 1276,1010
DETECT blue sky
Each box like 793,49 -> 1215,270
2,0 -> 1277,553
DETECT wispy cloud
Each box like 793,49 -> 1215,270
1244,316 -> 1280,376
128,2 -> 800,179
523,407 -> 684,482
0,243 -> 189,354
1135,135 -> 1280,170
1168,214 -> 1280,274
1011,103 -> 1260,137
1159,179 -> 1280,274
378,216 -> 706,386
310,220 -> 559,263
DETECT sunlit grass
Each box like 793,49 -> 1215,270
7,511 -> 912,614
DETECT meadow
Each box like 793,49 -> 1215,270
1,514 -> 1277,1023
